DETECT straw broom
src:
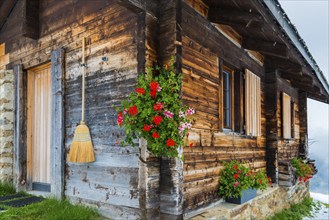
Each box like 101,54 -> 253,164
68,38 -> 95,163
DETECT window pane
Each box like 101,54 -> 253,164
223,71 -> 231,128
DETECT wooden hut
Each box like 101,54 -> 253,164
0,0 -> 328,219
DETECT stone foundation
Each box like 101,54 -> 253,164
187,181 -> 310,220
0,70 -> 14,182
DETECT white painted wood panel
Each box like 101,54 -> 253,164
27,64 -> 51,184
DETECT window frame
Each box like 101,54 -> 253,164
222,66 -> 234,130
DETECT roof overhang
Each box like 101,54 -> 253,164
262,0 -> 329,101
204,0 -> 329,103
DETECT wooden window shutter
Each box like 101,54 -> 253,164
245,69 -> 261,136
282,92 -> 291,139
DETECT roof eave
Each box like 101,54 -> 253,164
262,0 -> 329,98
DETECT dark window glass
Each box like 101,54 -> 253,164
223,70 -> 231,128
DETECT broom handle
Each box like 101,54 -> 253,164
81,38 -> 85,123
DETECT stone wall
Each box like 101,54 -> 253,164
188,181 -> 310,220
0,70 -> 14,182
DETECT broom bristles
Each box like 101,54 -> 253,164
68,123 -> 95,163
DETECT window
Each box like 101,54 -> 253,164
282,92 -> 293,139
245,69 -> 261,136
222,67 -> 234,129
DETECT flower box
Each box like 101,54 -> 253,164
225,188 -> 257,204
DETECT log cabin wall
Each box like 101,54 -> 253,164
276,77 -> 301,186
1,0 -> 151,218
298,91 -> 308,159
181,1 -> 267,212
277,77 -> 300,161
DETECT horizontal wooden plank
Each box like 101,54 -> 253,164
68,153 -> 140,168
66,179 -> 139,208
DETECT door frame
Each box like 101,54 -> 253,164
27,62 -> 52,191
13,48 -> 65,198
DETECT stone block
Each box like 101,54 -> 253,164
0,70 -> 14,182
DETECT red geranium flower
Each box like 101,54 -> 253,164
150,90 -> 157,98
129,105 -> 138,116
117,112 -> 123,126
153,116 -> 162,125
166,139 -> 175,147
233,165 -> 238,170
136,88 -> 145,94
152,132 -> 160,139
259,179 -> 263,184
153,102 -> 164,111
233,173 -> 239,179
189,143 -> 193,148
143,124 -> 152,132
150,81 -> 159,91
299,177 -> 303,181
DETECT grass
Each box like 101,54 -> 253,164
0,199 -> 101,220
0,182 -> 16,197
0,182 -> 101,220
267,197 -> 321,220
323,203 -> 329,208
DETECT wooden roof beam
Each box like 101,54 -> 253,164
22,0 -> 39,39
242,37 -> 288,59
291,81 -> 321,94
0,0 -> 17,30
208,8 -> 264,29
278,70 -> 304,82
265,56 -> 302,73
116,0 -> 158,16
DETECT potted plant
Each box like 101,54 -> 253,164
291,158 -> 315,183
115,59 -> 194,159
218,160 -> 271,204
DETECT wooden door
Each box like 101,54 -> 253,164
27,63 -> 51,191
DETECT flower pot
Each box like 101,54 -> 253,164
225,188 -> 257,204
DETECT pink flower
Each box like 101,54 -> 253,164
186,108 -> 195,115
179,111 -> 185,118
123,109 -> 128,114
233,181 -> 239,187
163,110 -> 174,118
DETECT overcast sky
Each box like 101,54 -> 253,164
279,0 -> 329,194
